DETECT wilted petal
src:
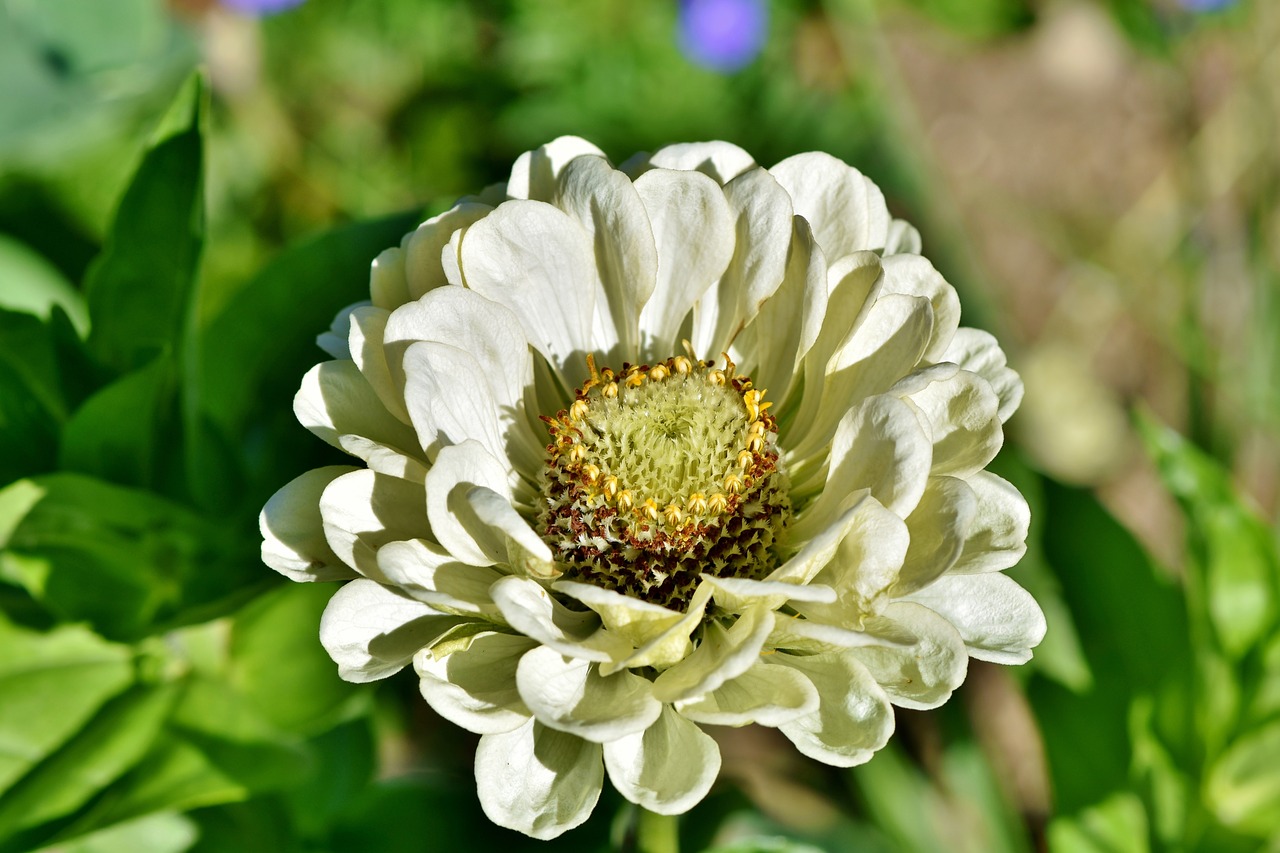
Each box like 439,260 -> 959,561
516,646 -> 662,742
603,706 -> 721,814
415,631 -> 535,734
905,574 -> 1047,664
261,466 -> 360,582
475,719 -> 603,840
319,579 -> 459,682
775,652 -> 894,767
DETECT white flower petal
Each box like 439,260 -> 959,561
516,646 -> 662,742
906,370 -> 1004,478
791,292 -> 933,469
384,286 -> 543,474
490,576 -> 634,663
603,706 -> 721,814
475,719 -> 603,841
884,219 -> 922,255
403,203 -> 494,299
347,305 -> 411,423
676,660 -> 818,727
775,652 -> 894,767
878,255 -> 961,362
653,607 -> 774,703
905,574 -> 1047,664
893,476 -> 978,597
950,472 -> 1029,573
732,215 -> 827,405
634,168 -> 736,358
402,341 -> 507,463
369,246 -> 409,310
767,613 -> 898,654
646,140 -> 757,184
337,435 -> 429,483
800,496 -> 910,620
796,394 -> 933,537
702,575 -> 837,612
424,440 -> 530,568
319,579 -> 458,682
552,154 -> 658,360
553,581 -> 685,649
692,167 -> 794,358
415,631 -> 535,734
507,136 -> 606,201
316,301 -> 365,359
320,469 -> 430,581
376,538 -> 505,616
460,200 -> 598,381
943,328 -> 1023,423
770,152 -> 891,258
851,602 -> 968,710
260,466 -> 360,582
611,583 -> 715,674
294,360 -> 422,458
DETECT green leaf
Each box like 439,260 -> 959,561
58,356 -> 176,491
1137,412 -> 1278,660
1205,720 -> 1280,837
0,474 -> 223,640
1046,792 -> 1151,853
0,235 -> 88,334
31,812 -> 197,853
196,211 -> 421,441
1027,481 -> 1194,814
0,618 -> 133,798
229,583 -> 367,736
84,73 -> 205,375
0,684 -> 176,839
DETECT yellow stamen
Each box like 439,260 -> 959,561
708,493 -> 729,513
687,493 -> 708,514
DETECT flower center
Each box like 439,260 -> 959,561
539,353 -> 790,609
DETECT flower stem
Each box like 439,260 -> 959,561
635,808 -> 679,853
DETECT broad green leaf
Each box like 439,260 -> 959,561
1128,698 -> 1191,848
1205,720 -> 1280,837
0,473 -> 223,640
1028,481 -> 1193,814
284,720 -> 376,838
84,73 -> 204,375
1137,412 -> 1277,659
228,583 -> 367,736
0,684 -> 176,839
0,234 -> 88,334
0,357 -> 59,484
31,812 -> 196,853
196,211 -> 421,440
58,356 -> 176,491
0,618 -> 132,797
0,307 -> 68,424
1046,792 -> 1150,853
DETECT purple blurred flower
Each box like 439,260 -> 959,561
678,0 -> 768,73
1176,0 -> 1237,11
220,0 -> 306,15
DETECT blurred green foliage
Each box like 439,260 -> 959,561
1,0 -> 1276,851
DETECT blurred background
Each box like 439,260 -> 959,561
1,0 -> 1278,850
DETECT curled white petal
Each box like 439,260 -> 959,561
905,573 -> 1047,664
261,466 -> 359,582
603,706 -> 721,814
319,579 -> 457,682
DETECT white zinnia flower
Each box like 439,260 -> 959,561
261,137 -> 1046,840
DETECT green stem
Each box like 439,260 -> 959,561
635,808 -> 679,853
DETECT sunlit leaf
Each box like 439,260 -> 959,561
31,812 -> 197,853
1205,719 -> 1280,837
1046,791 -> 1150,853
0,618 -> 132,798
